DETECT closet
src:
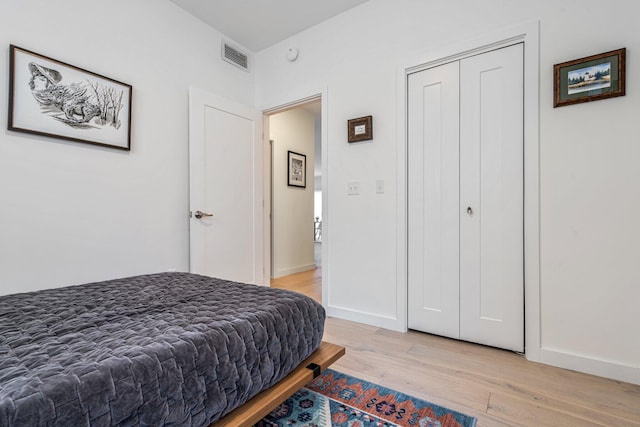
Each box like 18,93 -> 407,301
407,43 -> 524,352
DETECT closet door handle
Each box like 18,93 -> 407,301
467,206 -> 473,216
194,210 -> 213,219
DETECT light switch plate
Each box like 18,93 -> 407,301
347,181 -> 360,195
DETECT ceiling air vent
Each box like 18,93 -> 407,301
222,41 -> 250,72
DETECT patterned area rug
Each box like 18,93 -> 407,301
255,369 -> 476,427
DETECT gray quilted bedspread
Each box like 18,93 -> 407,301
0,272 -> 325,426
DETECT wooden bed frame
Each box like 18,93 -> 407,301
213,341 -> 345,426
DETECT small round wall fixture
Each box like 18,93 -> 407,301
287,47 -> 299,62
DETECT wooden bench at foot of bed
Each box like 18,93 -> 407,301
213,341 -> 345,427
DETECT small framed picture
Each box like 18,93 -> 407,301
287,150 -> 306,188
8,44 -> 132,150
347,115 -> 373,143
553,48 -> 625,108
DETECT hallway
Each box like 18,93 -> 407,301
271,267 -> 321,303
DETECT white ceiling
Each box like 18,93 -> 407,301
169,0 -> 369,52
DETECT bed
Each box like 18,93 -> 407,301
0,272 -> 339,426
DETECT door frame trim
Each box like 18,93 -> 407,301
396,21 -> 540,361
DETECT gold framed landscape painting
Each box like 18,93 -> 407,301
554,48 -> 625,108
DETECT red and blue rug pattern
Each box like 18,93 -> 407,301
256,369 -> 476,427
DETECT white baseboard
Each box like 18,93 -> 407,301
272,263 -> 316,279
533,347 -> 640,385
326,305 -> 404,332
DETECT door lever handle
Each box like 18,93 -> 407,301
194,210 -> 213,219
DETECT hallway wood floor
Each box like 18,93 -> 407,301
271,268 -> 640,427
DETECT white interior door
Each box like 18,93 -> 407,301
189,88 -> 263,285
459,45 -> 524,352
407,44 -> 523,352
408,61 -> 461,339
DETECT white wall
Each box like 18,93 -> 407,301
0,0 -> 254,295
270,108 -> 315,277
314,113 -> 322,221
255,0 -> 640,384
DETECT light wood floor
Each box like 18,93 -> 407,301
271,268 -> 640,427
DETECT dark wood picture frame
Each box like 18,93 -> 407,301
347,115 -> 373,143
553,48 -> 626,108
287,150 -> 306,188
8,45 -> 133,150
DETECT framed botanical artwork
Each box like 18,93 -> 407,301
287,150 -> 306,188
347,115 -> 373,143
8,45 -> 133,150
553,48 -> 625,108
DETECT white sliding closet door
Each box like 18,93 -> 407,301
408,44 -> 524,352
459,44 -> 524,352
407,61 -> 461,339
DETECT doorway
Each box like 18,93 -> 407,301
266,99 -> 322,298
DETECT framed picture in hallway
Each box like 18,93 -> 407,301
287,150 -> 306,188
8,44 -> 133,150
553,48 -> 625,107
